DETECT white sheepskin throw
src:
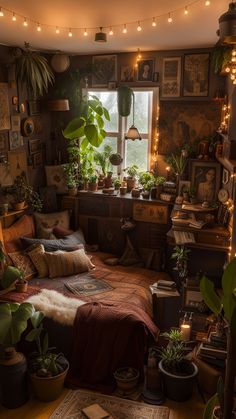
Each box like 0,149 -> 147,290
26,289 -> 86,326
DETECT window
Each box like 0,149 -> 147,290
88,88 -> 158,172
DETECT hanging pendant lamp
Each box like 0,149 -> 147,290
125,91 -> 142,140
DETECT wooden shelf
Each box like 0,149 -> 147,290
0,208 -> 27,220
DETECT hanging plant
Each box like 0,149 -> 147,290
14,43 -> 55,99
212,45 -> 233,75
117,86 -> 133,117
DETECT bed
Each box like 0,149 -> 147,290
0,215 -> 166,391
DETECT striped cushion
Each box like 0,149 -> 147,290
27,244 -> 49,278
44,248 -> 95,279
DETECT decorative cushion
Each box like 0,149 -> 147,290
45,165 -> 68,194
53,226 -> 74,238
34,210 -> 70,239
3,215 -> 35,253
26,244 -> 49,278
21,237 -> 84,252
44,248 -> 95,279
8,251 -> 37,280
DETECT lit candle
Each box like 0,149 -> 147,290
180,324 -> 191,342
166,166 -> 170,181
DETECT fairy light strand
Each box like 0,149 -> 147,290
0,0 -> 210,37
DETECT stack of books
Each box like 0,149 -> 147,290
196,332 -> 227,368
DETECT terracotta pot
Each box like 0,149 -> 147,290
88,182 -> 98,192
13,202 -> 25,211
126,178 -> 136,192
15,281 -> 28,293
142,191 -> 150,199
114,367 -> 139,394
119,186 -> 127,195
68,187 -> 77,196
104,173 -> 113,188
131,188 -> 141,198
30,365 -> 69,402
98,175 -> 105,188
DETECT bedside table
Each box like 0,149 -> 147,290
150,287 -> 181,331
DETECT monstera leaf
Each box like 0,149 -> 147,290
0,303 -> 34,346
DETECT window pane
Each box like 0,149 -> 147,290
127,91 -> 152,134
89,91 -> 118,132
125,139 -> 148,171
95,137 -> 117,153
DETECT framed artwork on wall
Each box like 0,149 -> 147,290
8,149 -> 28,182
190,160 -> 221,203
11,115 -> 21,132
33,151 -> 43,168
9,131 -> 23,150
137,59 -> 155,82
162,57 -> 181,98
0,131 -> 8,150
92,55 -> 117,87
0,83 -> 10,130
183,53 -> 210,97
120,65 -> 135,82
28,100 -> 40,116
29,138 -> 41,154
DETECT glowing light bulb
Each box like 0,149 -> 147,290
84,28 -> 88,36
184,6 -> 189,15
68,29 -> 72,37
168,13 -> 173,23
37,23 -> 41,32
56,27 -> 60,34
23,18 -> 28,27
205,0 -> 210,5
0,8 -> 4,17
12,13 -> 16,21
122,24 -> 127,34
137,48 -> 142,60
109,27 -> 113,35
152,18 -> 157,27
137,21 -> 142,31
232,50 -> 236,56
232,57 -> 236,63
225,66 -> 230,73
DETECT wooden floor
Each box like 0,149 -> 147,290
0,388 -> 205,419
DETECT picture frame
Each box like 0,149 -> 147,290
162,57 -> 181,98
0,163 -> 13,186
108,81 -> 117,89
190,160 -> 221,203
28,100 -> 40,116
28,138 -> 41,154
9,131 -> 23,150
183,53 -> 210,97
92,55 -> 117,87
133,202 -> 168,224
33,151 -> 43,168
8,149 -> 28,182
178,180 -> 191,195
21,117 -> 35,137
11,115 -> 21,132
0,83 -> 10,130
0,131 -> 8,150
137,59 -> 155,82
120,65 -> 135,82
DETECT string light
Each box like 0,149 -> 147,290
0,0 -> 211,40
168,13 -> 173,23
37,23 -> 41,32
137,48 -> 142,61
68,28 -> 72,37
152,17 -> 157,27
122,24 -> 127,34
83,28 -> 88,36
137,21 -> 142,31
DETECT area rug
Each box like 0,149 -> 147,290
49,389 -> 169,419
64,274 -> 113,296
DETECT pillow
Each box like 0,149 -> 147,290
34,210 -> 70,239
8,251 -> 37,280
26,244 -> 49,278
3,215 -> 35,252
44,248 -> 95,278
21,237 -> 84,252
53,226 -> 74,238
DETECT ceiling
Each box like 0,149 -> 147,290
0,0 -> 230,54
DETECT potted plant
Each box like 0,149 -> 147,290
0,302 -> 35,408
141,180 -> 154,199
117,86 -> 133,117
171,245 -> 191,291
26,310 -> 69,402
14,43 -> 54,99
78,146 -> 95,190
200,257 -> 236,419
113,178 -> 121,190
158,337 -> 198,402
114,367 -> 139,393
1,265 -> 26,292
166,153 -> 188,183
62,162 -> 78,196
88,174 -> 98,192
94,144 -> 113,178
155,176 -> 166,199
124,165 -> 139,192
10,174 -> 42,212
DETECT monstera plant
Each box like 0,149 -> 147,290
200,258 -> 236,419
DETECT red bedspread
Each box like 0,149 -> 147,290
66,300 -> 158,392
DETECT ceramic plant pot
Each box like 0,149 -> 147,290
114,367 -> 139,394
13,201 -> 25,211
30,364 -> 69,402
15,281 -> 28,293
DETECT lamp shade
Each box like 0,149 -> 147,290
51,54 -> 70,73
47,99 -> 70,111
95,28 -> 107,42
125,125 -> 142,141
218,2 -> 236,44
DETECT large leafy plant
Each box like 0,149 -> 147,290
94,144 -> 113,176
63,94 -> 110,148
201,258 -> 236,419
0,302 -> 35,347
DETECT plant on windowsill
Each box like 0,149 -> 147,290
201,257 -> 236,419
141,179 -> 155,199
94,144 -> 113,177
123,165 -> 139,192
155,176 -> 166,199
158,334 -> 198,402
88,174 -> 98,192
62,162 -> 78,196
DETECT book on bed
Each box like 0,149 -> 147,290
82,403 -> 110,419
